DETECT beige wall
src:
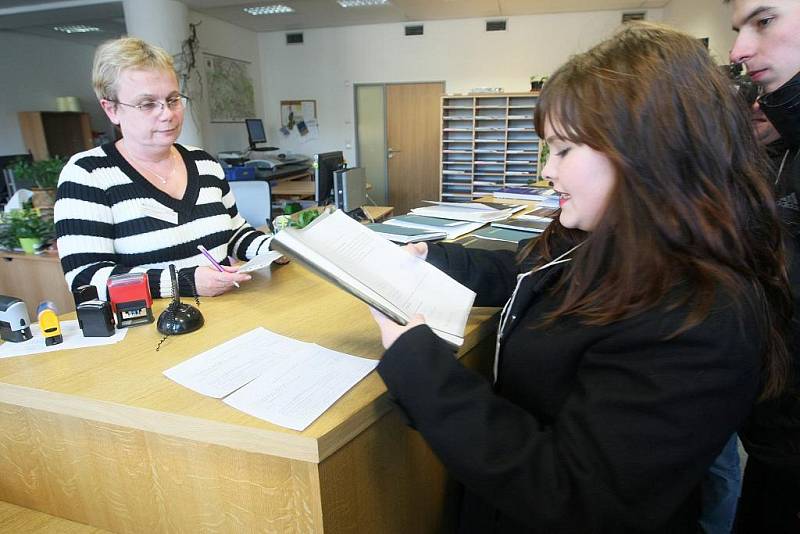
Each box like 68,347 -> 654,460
256,9 -> 669,163
663,0 -> 735,63
188,12 -> 265,156
0,32 -> 107,157
0,1 -> 739,163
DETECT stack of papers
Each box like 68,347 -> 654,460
366,223 -> 447,243
491,218 -> 551,233
410,201 -> 524,223
470,226 -> 535,243
493,187 -> 560,207
163,327 -> 378,431
382,214 -> 484,241
518,208 -> 556,220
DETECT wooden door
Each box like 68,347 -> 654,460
386,83 -> 444,215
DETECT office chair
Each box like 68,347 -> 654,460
228,180 -> 272,230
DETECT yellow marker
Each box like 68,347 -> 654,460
37,301 -> 63,346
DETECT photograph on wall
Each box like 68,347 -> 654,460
204,53 -> 256,122
280,100 -> 317,131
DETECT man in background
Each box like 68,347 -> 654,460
728,1 -> 800,531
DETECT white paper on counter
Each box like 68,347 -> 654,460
223,343 -> 378,431
0,320 -> 128,359
163,327 -> 309,398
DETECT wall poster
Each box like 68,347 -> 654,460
204,53 -> 256,122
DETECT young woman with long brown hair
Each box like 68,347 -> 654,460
371,23 -> 792,532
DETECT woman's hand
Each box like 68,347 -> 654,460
194,265 -> 251,296
370,308 -> 426,349
404,242 -> 428,260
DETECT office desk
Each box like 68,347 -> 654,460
363,205 -> 394,221
258,163 -> 312,182
271,180 -> 314,197
0,262 -> 499,533
262,164 -> 314,200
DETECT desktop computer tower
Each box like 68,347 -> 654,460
333,167 -> 366,212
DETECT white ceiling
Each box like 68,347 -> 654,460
0,0 -> 669,44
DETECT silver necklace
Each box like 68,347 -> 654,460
123,142 -> 177,185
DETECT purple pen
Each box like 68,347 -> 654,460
197,245 -> 239,288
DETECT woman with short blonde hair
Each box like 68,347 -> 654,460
55,37 -> 274,300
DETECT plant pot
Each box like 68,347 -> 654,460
18,237 -> 42,254
31,187 -> 57,209
530,81 -> 544,92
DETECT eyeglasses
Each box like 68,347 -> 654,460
107,94 -> 189,115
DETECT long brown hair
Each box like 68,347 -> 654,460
526,23 -> 791,399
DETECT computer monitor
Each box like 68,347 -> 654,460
245,118 -> 275,151
314,151 -> 345,206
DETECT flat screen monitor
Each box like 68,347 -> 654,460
314,151 -> 345,206
245,118 -> 267,151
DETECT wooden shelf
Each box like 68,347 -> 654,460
439,93 -> 542,201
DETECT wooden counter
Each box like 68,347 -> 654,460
0,262 -> 498,533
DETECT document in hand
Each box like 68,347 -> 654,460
271,210 -> 476,346
410,202 -> 522,223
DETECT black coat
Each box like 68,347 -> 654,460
746,71 -> 800,473
377,242 -> 763,533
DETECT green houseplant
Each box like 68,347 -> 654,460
8,157 -> 66,209
5,207 -> 55,254
0,215 -> 17,250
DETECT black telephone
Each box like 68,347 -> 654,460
157,265 -> 204,336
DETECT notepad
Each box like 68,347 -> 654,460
237,250 -> 284,273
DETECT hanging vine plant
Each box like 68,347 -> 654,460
174,22 -> 203,128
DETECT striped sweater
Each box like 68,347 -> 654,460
54,142 -> 271,299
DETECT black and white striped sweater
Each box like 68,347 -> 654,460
54,142 -> 271,299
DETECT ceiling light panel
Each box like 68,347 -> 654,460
53,25 -> 101,34
243,5 -> 295,15
337,0 -> 391,7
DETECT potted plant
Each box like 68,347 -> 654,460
0,215 -> 17,250
8,157 -> 66,209
5,207 -> 55,254
530,75 -> 548,92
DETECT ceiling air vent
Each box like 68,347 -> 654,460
405,24 -> 423,36
622,12 -> 646,23
486,19 -> 507,32
286,32 -> 304,45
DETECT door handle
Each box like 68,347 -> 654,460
387,147 -> 401,159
